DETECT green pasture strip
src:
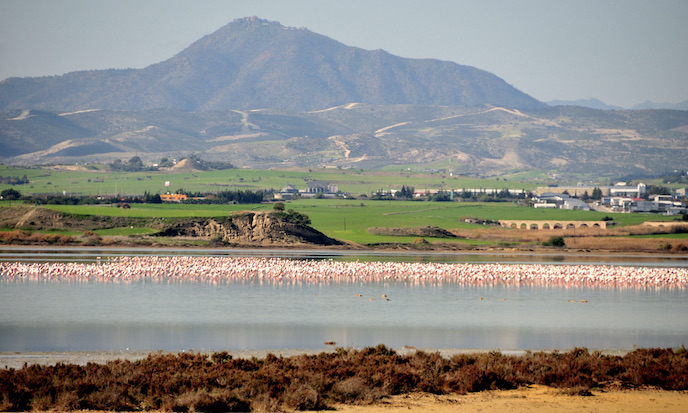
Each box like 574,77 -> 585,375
288,199 -> 585,224
285,200 -> 499,243
629,233 -> 688,239
7,199 -> 680,246
1,165 -> 541,197
38,200 -> 677,235
0,226 -> 155,236
3,165 -> 686,198
327,232 -> 493,245
95,228 -> 159,236
41,203 -> 267,218
0,201 -> 27,207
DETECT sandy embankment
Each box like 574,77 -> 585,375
328,386 -> 688,413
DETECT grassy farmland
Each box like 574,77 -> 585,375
2,164 -> 686,250
0,164 -> 541,197
28,199 -> 682,247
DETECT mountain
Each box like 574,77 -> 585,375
547,98 -> 624,110
0,17 -> 542,112
632,100 -> 688,110
1,17 -> 686,177
2,104 -> 686,176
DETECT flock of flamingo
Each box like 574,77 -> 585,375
1,256 -> 686,289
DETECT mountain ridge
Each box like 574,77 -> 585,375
0,17 -> 542,112
2,104 -> 686,176
548,98 -> 688,111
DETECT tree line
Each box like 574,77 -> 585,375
109,155 -> 234,172
0,175 -> 29,185
2,189 -> 269,205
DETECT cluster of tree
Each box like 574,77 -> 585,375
157,157 -> 175,168
394,185 -> 415,199
13,189 -> 266,206
109,156 -> 157,172
0,175 -> 29,185
645,184 -> 672,196
454,188 -> 530,202
174,189 -> 267,204
272,202 -> 311,225
579,187 -> 603,201
427,191 -> 453,202
215,190 -> 264,203
160,154 -> 233,171
109,154 -> 234,172
143,191 -> 162,203
29,195 -> 111,205
186,154 -> 234,170
542,236 -> 566,247
661,170 -> 687,184
1,188 -> 22,200
370,188 -> 530,202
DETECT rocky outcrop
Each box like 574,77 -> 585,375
158,211 -> 343,246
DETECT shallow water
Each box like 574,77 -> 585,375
1,274 -> 686,352
2,247 -> 687,352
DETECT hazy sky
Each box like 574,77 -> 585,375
1,0 -> 686,108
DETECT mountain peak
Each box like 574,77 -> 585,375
0,18 -> 542,112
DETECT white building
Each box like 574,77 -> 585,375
532,192 -> 590,211
609,183 -> 646,197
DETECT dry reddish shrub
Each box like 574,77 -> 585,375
1,347 -> 687,411
620,348 -> 688,390
0,230 -> 32,244
284,383 -> 327,411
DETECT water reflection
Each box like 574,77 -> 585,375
1,276 -> 686,352
1,246 -> 688,267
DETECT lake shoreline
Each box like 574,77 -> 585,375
0,347 -> 638,370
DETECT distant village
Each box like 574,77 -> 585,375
532,182 -> 687,215
274,181 -> 339,200
270,180 -> 688,216
145,165 -> 688,216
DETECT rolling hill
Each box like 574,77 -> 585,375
2,104 -> 686,176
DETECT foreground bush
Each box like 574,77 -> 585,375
1,346 -> 687,411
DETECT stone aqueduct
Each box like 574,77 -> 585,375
499,220 -> 608,230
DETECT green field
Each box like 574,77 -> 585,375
35,199 -> 678,245
0,165 -> 542,197
2,164 -> 683,247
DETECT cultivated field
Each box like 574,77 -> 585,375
1,199 -> 685,252
0,164 -> 540,197
1,165 -> 686,251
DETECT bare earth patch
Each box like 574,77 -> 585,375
326,385 -> 688,413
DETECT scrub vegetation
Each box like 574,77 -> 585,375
1,346 -> 687,411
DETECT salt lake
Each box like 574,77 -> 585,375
1,247 -> 687,353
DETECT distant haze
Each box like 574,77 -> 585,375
1,0 -> 687,108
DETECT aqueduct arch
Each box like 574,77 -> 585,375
500,220 -> 607,230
